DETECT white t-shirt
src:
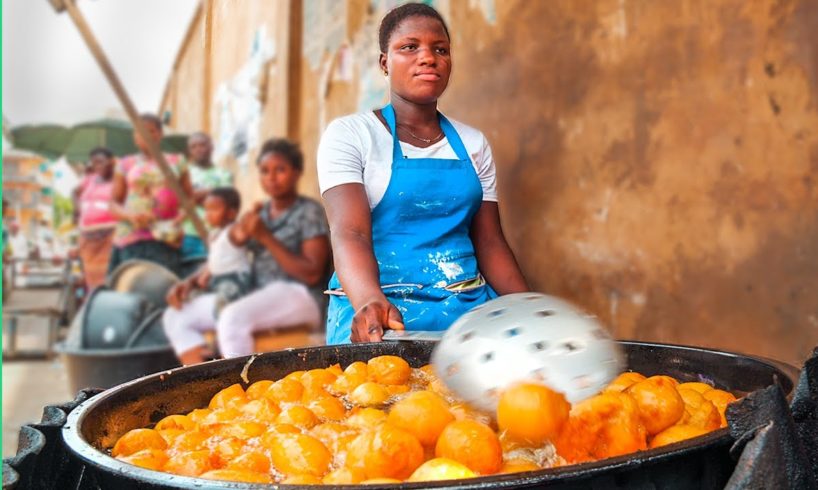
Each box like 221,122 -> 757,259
207,225 -> 250,276
317,111 -> 498,209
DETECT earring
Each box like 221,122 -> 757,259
383,70 -> 388,77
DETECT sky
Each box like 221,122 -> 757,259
2,0 -> 199,128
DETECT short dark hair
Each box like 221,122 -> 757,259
258,138 -> 303,171
139,113 -> 163,132
378,2 -> 450,53
208,187 -> 241,211
89,147 -> 113,159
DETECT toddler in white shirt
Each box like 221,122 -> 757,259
198,187 -> 251,314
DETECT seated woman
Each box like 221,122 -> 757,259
162,139 -> 331,365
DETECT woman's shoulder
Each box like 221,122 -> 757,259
324,112 -> 381,139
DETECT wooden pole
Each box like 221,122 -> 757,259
51,0 -> 209,242
203,0 -> 214,133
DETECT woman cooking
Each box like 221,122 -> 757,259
318,3 -> 528,344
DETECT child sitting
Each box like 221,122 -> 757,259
197,187 -> 251,314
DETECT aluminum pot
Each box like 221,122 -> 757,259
62,341 -> 799,489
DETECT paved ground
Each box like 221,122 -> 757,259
2,288 -> 73,458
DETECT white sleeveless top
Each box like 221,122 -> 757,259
207,225 -> 251,276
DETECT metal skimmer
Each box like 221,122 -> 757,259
430,292 -> 625,412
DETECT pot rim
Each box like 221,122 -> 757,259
62,340 -> 800,489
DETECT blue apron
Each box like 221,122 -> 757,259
325,105 -> 496,344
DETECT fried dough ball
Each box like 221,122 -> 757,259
554,392 -> 647,464
112,428 -> 167,457
327,363 -> 344,376
186,408 -> 211,424
116,448 -> 168,471
368,355 -> 412,385
703,389 -> 737,427
603,372 -> 646,393
435,420 -> 503,475
346,407 -> 388,429
331,373 -> 366,395
345,361 -> 369,378
209,383 -> 247,410
276,405 -> 319,429
267,422 -> 302,435
200,407 -> 241,426
649,424 -> 709,449
200,469 -> 273,483
157,428 -> 185,446
265,378 -> 304,404
209,435 -> 245,466
154,414 -> 195,432
225,451 -> 271,474
238,398 -> 280,424
497,382 -> 570,445
387,391 -> 454,447
284,370 -> 306,382
323,466 -> 367,484
281,474 -> 324,484
259,424 -> 302,451
350,382 -> 390,407
269,433 -> 332,477
677,382 -> 714,394
301,369 -> 339,392
309,396 -> 348,422
169,429 -> 210,453
310,422 -> 359,455
408,457 -> 476,481
500,459 -> 542,474
346,424 -> 424,480
164,449 -> 213,476
212,421 -> 266,440
386,384 -> 411,396
244,380 -> 273,400
676,388 -> 721,431
625,376 -> 684,435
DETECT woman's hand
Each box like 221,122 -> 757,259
239,203 -> 266,239
165,279 -> 196,310
350,298 -> 404,343
195,270 -> 211,290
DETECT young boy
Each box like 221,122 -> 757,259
197,187 -> 251,314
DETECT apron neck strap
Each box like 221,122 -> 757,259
382,104 -> 469,162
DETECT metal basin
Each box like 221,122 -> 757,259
62,341 -> 799,489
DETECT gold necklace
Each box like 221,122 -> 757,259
397,123 -> 444,144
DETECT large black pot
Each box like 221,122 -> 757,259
62,341 -> 799,489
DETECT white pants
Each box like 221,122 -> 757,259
162,281 -> 321,359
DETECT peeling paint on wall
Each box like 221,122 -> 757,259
213,26 -> 275,170
303,0 -> 348,71
468,0 -> 496,25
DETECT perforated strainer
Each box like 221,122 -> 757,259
429,292 -> 624,412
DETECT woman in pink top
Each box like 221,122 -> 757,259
76,147 -> 117,290
108,113 -> 193,277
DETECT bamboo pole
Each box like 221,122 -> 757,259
203,0 -> 214,133
49,0 -> 209,243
